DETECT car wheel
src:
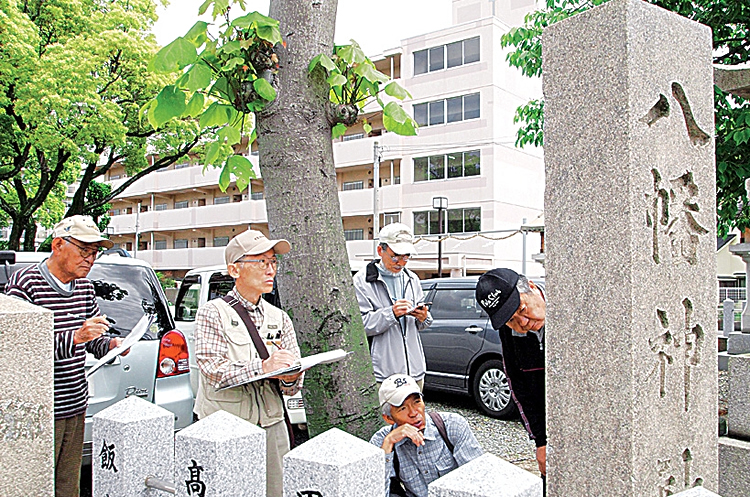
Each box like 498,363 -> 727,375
471,359 -> 516,419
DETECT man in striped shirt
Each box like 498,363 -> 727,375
6,215 -> 123,497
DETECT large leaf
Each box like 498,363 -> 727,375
149,86 -> 187,129
337,41 -> 366,64
226,154 -> 255,192
150,37 -> 198,73
232,11 -> 281,46
184,92 -> 205,117
326,73 -> 347,87
200,102 -> 237,129
183,21 -> 209,47
218,125 -> 241,145
354,63 -> 388,84
210,77 -> 234,101
253,78 -> 277,101
383,102 -> 418,136
309,53 -> 337,73
184,63 -> 213,92
384,81 -> 411,100
332,123 -> 347,139
205,141 -> 222,166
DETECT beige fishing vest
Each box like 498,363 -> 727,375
194,298 -> 285,427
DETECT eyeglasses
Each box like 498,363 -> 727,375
385,247 -> 410,263
235,256 -> 279,270
66,238 -> 101,259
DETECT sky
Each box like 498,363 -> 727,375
152,0 -> 454,56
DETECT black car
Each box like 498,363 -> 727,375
420,276 -> 517,419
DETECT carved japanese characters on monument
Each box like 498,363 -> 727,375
647,297 -> 705,411
656,448 -> 704,496
99,439 -> 118,473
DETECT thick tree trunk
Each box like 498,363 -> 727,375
258,0 -> 381,439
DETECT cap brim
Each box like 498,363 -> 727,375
70,235 -> 114,249
387,242 -> 417,256
489,288 -> 520,330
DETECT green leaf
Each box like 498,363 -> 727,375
363,122 -> 372,135
218,125 -> 241,145
198,0 -> 213,15
219,40 -> 242,55
232,11 -> 282,44
218,161 -> 232,191
183,21 -> 209,47
184,92 -> 205,117
382,101 -> 410,124
383,113 -> 418,136
309,53 -> 337,73
222,56 -> 245,71
210,77 -> 234,101
332,123 -> 347,139
200,102 -> 237,129
184,63 -> 213,92
150,86 -> 187,128
149,38 -> 198,73
253,78 -> 277,101
338,41 -> 366,64
384,81 -> 411,100
226,155 -> 255,191
354,63 -> 388,84
326,73 -> 347,87
205,140 -> 222,165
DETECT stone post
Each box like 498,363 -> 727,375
283,427 -> 384,497
722,299 -> 734,338
0,295 -> 54,497
427,453 -> 542,497
92,395 -> 174,497
542,0 -> 717,495
718,354 -> 750,496
174,410 -> 266,497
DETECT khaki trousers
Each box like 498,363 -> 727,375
54,413 -> 85,497
266,420 -> 290,497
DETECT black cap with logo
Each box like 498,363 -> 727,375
475,268 -> 521,330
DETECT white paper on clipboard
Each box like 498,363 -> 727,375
86,313 -> 155,378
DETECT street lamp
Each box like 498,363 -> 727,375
433,197 -> 448,278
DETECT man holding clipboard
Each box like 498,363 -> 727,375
193,229 -> 302,497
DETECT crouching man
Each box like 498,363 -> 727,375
370,374 -> 483,497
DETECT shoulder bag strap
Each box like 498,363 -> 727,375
429,411 -> 454,453
222,295 -> 269,359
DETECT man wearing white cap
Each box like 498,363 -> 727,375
6,215 -> 124,497
353,223 -> 432,387
193,229 -> 302,497
370,374 -> 483,497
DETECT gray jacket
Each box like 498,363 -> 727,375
353,260 -> 432,382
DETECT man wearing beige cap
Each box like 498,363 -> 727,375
353,223 -> 432,387
370,374 -> 483,497
193,229 -> 302,497
6,215 -> 123,497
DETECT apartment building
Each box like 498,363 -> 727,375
104,0 -> 546,279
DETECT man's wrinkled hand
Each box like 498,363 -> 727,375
73,316 -> 109,345
382,424 -> 424,453
262,349 -> 298,377
109,337 -> 130,357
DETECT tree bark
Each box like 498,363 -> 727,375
258,0 -> 381,439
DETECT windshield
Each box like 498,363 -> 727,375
88,264 -> 172,339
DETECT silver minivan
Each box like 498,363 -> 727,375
0,251 -> 194,462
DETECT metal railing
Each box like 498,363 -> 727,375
720,287 -> 746,302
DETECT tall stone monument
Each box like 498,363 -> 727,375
542,0 -> 717,495
0,295 -> 55,497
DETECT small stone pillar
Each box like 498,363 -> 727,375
283,428 -> 384,497
92,395 -> 174,497
728,244 -> 750,334
723,299 -> 735,338
175,410 -> 266,497
427,453 -> 542,497
0,295 -> 54,496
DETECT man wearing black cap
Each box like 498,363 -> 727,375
476,268 -> 546,483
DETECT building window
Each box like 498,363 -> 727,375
344,229 -> 364,241
250,192 -> 264,200
343,133 -> 364,141
414,150 -> 480,182
383,212 -> 401,225
342,181 -> 364,191
110,209 -> 120,216
214,196 -> 230,205
174,239 -> 188,249
214,236 -> 230,247
175,162 -> 190,169
154,240 -> 167,250
413,207 -> 481,235
109,174 -> 120,180
154,203 -> 167,211
413,93 -> 480,127
414,36 -> 480,75
175,200 -> 189,209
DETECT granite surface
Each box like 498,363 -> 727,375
542,0 -> 717,495
719,437 -> 750,497
427,453 -> 542,497
175,410 -> 266,497
283,427 -> 384,497
727,355 -> 750,439
92,395 -> 174,496
0,295 -> 54,497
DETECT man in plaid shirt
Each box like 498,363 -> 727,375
193,229 -> 302,497
370,374 -> 483,496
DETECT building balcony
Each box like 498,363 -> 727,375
134,247 -> 226,271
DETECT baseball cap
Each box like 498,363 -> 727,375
52,215 -> 114,249
476,268 -> 521,330
378,374 -> 422,407
224,229 -> 291,265
379,223 -> 417,255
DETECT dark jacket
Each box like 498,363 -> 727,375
499,325 -> 546,447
